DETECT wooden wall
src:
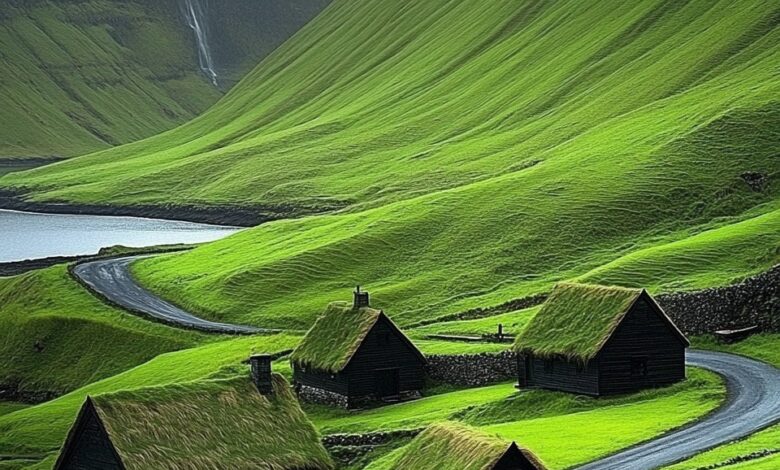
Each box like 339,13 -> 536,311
525,355 -> 600,396
55,402 -> 123,470
597,296 -> 686,395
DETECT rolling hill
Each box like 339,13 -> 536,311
0,0 -> 330,160
3,0 -> 779,328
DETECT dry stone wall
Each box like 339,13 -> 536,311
425,350 -> 517,386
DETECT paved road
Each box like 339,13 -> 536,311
73,256 -> 269,334
577,350 -> 780,470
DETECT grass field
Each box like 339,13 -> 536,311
359,368 -> 722,470
0,265 -> 209,395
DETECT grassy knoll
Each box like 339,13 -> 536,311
0,265 -> 208,396
359,369 -> 722,469
0,334 -> 299,456
0,0 -> 330,160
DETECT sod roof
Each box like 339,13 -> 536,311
388,422 -> 546,470
513,282 -> 646,361
61,375 -> 333,470
291,301 -> 422,373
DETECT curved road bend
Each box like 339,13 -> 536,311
577,350 -> 780,470
73,256 -> 269,334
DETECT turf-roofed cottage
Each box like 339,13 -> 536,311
513,283 -> 689,396
291,287 -> 427,408
384,422 -> 546,470
54,361 -> 333,470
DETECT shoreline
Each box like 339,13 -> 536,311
0,191 -> 283,227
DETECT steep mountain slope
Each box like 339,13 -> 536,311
4,0 -> 778,328
0,0 -> 330,160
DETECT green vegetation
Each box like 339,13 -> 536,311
370,422 -> 545,470
0,0 -> 330,160
0,0 -> 771,330
412,307 -> 539,338
291,302 -> 386,372
0,0 -> 219,159
694,334 -> 780,367
81,375 -> 333,470
666,425 -> 779,470
512,283 -> 642,360
0,265 -> 208,395
0,334 -> 300,456
483,370 -> 723,469
0,402 -> 28,418
356,368 -> 722,469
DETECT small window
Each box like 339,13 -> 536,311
630,358 -> 648,378
543,359 -> 554,373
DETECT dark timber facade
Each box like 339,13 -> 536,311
292,290 -> 427,408
517,288 -> 689,396
54,399 -> 122,470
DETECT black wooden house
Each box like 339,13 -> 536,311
291,288 -> 427,408
53,367 -> 333,469
513,283 -> 689,396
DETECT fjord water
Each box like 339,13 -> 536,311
0,210 -> 239,263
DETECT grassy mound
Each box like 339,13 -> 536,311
0,265 -> 206,396
0,334 -> 300,456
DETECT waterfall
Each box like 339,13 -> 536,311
181,0 -> 218,87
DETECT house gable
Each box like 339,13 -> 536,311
54,399 -> 124,470
345,313 -> 427,371
493,442 -> 546,469
602,291 -> 690,353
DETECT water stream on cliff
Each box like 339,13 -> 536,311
182,0 -> 218,86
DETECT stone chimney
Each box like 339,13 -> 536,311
249,354 -> 274,395
353,285 -> 370,309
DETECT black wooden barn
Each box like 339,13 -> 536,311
290,288 -> 427,408
513,283 -> 689,396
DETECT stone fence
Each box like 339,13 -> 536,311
656,265 -> 779,335
425,350 -> 517,386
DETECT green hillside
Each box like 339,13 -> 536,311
3,0 -> 774,328
0,0 -> 330,160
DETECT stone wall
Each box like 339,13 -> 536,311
425,351 -> 517,386
656,265 -> 779,335
296,384 -> 349,408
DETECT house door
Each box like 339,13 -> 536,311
375,368 -> 400,398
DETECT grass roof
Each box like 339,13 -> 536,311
387,421 -> 545,470
86,375 -> 333,470
290,301 -> 384,373
513,282 -> 642,361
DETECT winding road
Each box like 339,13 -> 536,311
72,258 -> 779,468
577,350 -> 780,470
73,256 -> 269,334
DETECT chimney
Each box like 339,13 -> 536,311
249,354 -> 274,395
353,285 -> 370,309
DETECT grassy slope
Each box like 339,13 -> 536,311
0,0 -> 330,160
0,0 -> 220,159
38,0 -> 773,329
0,334 -> 300,456
352,369 -> 722,470
0,265 -> 208,395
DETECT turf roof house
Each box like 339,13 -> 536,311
291,287 -> 427,408
385,422 -> 547,470
54,360 -> 333,470
514,283 -> 689,396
